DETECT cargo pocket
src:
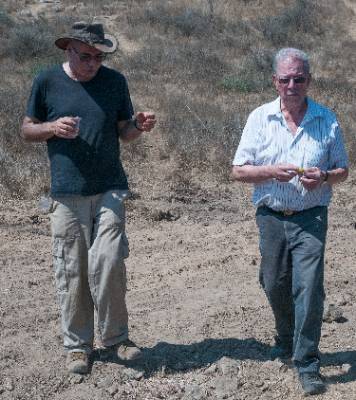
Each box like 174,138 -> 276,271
52,237 -> 68,293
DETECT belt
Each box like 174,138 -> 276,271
262,206 -> 302,217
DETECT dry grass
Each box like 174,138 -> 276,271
0,0 -> 354,198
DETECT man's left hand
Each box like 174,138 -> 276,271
135,112 -> 156,132
299,167 -> 325,190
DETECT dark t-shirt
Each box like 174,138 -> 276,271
26,64 -> 134,196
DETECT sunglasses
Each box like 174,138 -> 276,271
70,47 -> 106,62
277,76 -> 307,85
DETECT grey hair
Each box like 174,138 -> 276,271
273,48 -> 310,75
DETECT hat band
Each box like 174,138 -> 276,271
74,32 -> 105,45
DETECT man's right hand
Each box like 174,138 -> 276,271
272,164 -> 298,182
51,117 -> 79,139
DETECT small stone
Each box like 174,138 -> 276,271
123,368 -> 144,380
210,376 -> 243,399
134,371 -> 144,380
96,376 -> 112,388
151,209 -> 179,222
3,377 -> 14,391
183,384 -> 205,400
204,363 -> 218,375
323,303 -> 345,323
69,374 -> 83,384
261,359 -> 285,372
341,363 -> 352,373
278,363 -> 290,373
217,357 -> 240,376
107,384 -> 119,396
336,297 -> 348,306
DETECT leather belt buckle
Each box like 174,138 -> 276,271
282,209 -> 295,216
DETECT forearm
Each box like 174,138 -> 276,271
21,119 -> 55,142
231,165 -> 275,183
119,120 -> 143,143
326,167 -> 348,185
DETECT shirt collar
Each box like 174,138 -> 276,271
266,97 -> 324,123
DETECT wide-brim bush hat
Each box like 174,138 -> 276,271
55,21 -> 117,53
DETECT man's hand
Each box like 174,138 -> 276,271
272,164 -> 298,182
299,167 -> 325,190
51,117 -> 79,139
135,112 -> 156,132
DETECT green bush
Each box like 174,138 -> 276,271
220,76 -> 254,93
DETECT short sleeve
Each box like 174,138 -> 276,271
26,74 -> 47,122
328,121 -> 349,169
232,110 -> 260,166
117,77 -> 134,121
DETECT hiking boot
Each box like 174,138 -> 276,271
116,339 -> 142,361
299,372 -> 326,396
66,351 -> 89,374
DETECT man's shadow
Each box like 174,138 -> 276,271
91,338 -> 356,386
321,350 -> 356,384
92,337 -> 271,376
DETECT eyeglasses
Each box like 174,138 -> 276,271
277,76 -> 307,85
69,47 -> 106,62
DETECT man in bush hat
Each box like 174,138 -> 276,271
22,21 -> 156,374
231,48 -> 348,395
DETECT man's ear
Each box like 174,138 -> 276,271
272,74 -> 278,89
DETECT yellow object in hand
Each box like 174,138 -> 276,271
296,167 -> 304,175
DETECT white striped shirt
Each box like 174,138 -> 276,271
232,97 -> 349,211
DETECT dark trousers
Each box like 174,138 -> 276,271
256,206 -> 327,374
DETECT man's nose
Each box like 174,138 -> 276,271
87,58 -> 98,67
287,78 -> 296,88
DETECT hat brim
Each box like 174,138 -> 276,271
55,34 -> 117,53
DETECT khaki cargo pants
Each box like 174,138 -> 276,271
50,190 -> 130,353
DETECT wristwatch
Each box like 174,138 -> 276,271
321,170 -> 329,183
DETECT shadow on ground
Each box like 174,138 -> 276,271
322,350 -> 356,384
92,337 -> 271,375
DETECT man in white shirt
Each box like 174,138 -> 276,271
231,48 -> 348,396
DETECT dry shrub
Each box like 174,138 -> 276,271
161,90 -> 242,180
0,15 -> 72,197
0,0 -> 354,198
0,84 -> 50,198
145,4 -> 212,37
2,20 -> 56,61
0,5 -> 13,31
256,0 -> 323,46
220,48 -> 274,93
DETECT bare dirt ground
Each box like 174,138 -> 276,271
0,173 -> 356,400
